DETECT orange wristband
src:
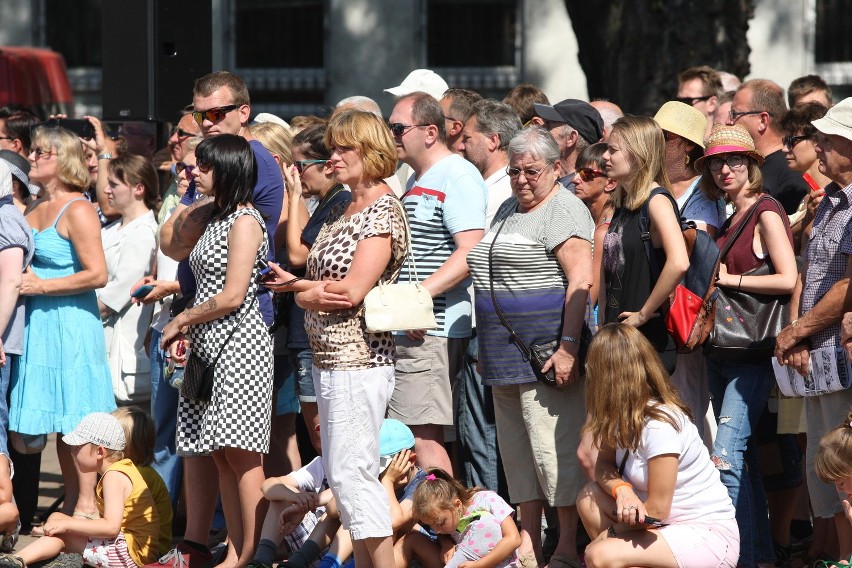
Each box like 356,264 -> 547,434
610,481 -> 633,499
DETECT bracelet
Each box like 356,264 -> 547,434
607,525 -> 617,538
610,481 -> 633,499
281,277 -> 304,287
560,335 -> 579,344
97,153 -> 113,160
737,274 -> 743,292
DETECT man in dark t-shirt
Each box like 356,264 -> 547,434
730,79 -> 809,214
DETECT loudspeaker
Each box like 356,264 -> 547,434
102,0 -> 212,122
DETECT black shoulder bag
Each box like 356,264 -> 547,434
181,294 -> 258,402
487,216 -> 591,387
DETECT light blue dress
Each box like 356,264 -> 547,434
10,198 -> 115,435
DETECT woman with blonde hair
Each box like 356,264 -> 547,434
577,323 -> 738,568
265,109 -> 408,568
601,116 -> 689,374
11,125 -> 114,519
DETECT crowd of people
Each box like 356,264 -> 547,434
0,64 -> 852,568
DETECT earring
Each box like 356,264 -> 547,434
684,155 -> 690,166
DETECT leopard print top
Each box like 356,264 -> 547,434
304,193 -> 409,370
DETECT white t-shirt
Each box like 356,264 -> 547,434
615,404 -> 735,523
288,456 -> 327,493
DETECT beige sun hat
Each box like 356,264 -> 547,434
694,124 -> 764,170
653,101 -> 708,148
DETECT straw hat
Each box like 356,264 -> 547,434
653,101 -> 708,148
694,124 -> 764,170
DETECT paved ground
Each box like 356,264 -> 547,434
17,434 -> 66,550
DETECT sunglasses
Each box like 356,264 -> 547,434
576,168 -> 606,182
729,109 -> 773,122
506,164 -> 550,182
175,128 -> 198,139
294,160 -> 328,174
708,155 -> 747,171
191,104 -> 240,125
32,147 -> 56,160
196,160 -> 213,174
674,95 -> 713,106
388,122 -> 430,137
175,162 -> 196,178
782,134 -> 810,150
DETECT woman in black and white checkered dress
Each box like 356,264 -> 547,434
161,134 -> 272,567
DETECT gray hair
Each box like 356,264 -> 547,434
507,126 -> 560,165
336,95 -> 383,119
471,100 -> 522,151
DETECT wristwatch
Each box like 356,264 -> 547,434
97,153 -> 113,160
560,335 -> 579,344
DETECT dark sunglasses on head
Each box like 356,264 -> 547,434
576,168 -> 606,182
388,122 -> 429,137
294,160 -> 328,174
674,95 -> 713,106
191,104 -> 240,125
782,134 -> 810,150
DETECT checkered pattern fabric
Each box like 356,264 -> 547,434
802,181 -> 852,350
177,208 -> 273,454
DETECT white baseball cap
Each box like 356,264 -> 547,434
63,413 -> 126,451
384,69 -> 448,100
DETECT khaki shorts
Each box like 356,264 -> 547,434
389,335 -> 466,426
493,379 -> 586,506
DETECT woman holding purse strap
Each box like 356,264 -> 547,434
264,109 -> 408,568
696,124 -> 798,568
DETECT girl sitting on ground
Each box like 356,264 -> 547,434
402,468 -> 520,568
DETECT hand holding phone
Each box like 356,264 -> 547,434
255,259 -> 274,284
131,284 -> 155,299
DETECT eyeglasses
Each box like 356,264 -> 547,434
663,131 -> 680,142
196,160 -> 213,174
576,168 -> 606,182
175,162 -> 196,179
708,155 -> 747,171
506,164 -> 550,182
782,134 -> 810,150
675,95 -> 713,106
388,122 -> 430,137
191,104 -> 240,125
294,160 -> 327,174
32,147 -> 56,160
729,109 -> 773,122
175,128 -> 198,139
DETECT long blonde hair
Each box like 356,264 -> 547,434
584,323 -> 691,451
610,116 -> 670,211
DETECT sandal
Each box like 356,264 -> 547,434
0,554 -> 26,568
71,511 -> 99,520
517,554 -> 539,568
547,555 -> 582,568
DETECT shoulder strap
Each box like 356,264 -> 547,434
385,195 -> 416,284
618,449 -> 629,476
718,195 -> 769,261
210,293 -> 258,366
488,216 -> 530,360
52,197 -> 88,228
638,187 -> 680,281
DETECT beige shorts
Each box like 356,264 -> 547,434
493,379 -> 586,506
389,335 -> 466,426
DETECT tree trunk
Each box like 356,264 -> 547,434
564,0 -> 755,115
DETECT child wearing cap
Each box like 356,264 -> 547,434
0,412 -> 172,568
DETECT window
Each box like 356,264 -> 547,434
426,0 -> 517,67
235,0 -> 324,68
815,0 -> 852,63
44,0 -> 103,67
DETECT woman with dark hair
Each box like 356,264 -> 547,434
98,154 -> 160,405
697,124 -> 797,568
160,134 -> 273,568
11,125 -> 113,518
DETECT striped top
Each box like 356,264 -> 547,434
398,154 -> 487,338
468,189 -> 593,385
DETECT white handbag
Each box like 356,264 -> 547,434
363,201 -> 437,333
